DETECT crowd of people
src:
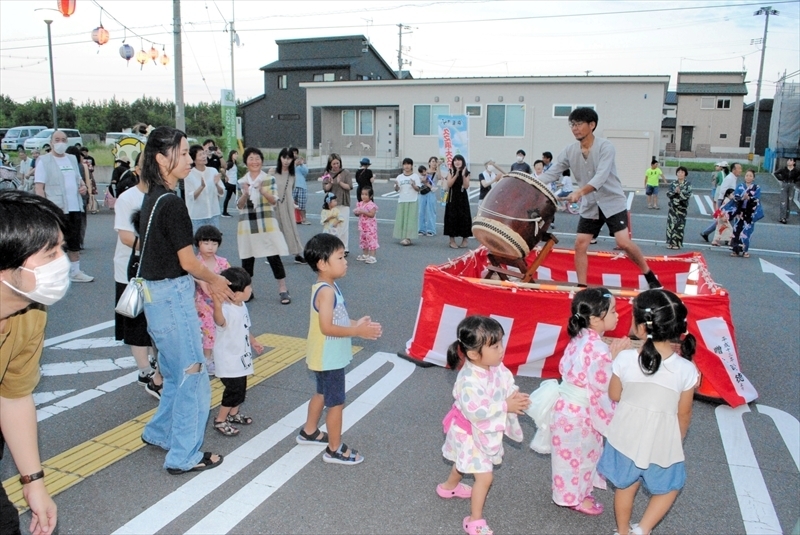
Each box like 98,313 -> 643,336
0,116 -> 794,535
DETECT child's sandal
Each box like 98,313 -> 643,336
226,413 -> 253,425
213,420 -> 239,436
296,428 -> 329,444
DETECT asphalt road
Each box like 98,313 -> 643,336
4,177 -> 799,535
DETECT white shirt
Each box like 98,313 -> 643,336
396,172 -> 421,203
185,166 -> 223,219
35,154 -> 80,212
213,301 -> 254,378
716,172 -> 738,202
113,187 -> 145,283
17,158 -> 32,179
559,175 -> 573,193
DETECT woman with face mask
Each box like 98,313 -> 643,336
0,190 -> 69,535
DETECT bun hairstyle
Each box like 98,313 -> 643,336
567,287 -> 613,338
446,315 -> 505,370
633,289 -> 696,375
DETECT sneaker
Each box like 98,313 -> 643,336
356,254 -> 367,261
426,232 -> 435,236
294,255 -> 307,264
137,370 -> 154,386
365,256 -> 377,264
70,271 -> 94,283
221,213 -> 232,218
700,232 -> 709,243
145,379 -> 162,400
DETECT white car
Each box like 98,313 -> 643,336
24,128 -> 83,152
105,132 -> 147,145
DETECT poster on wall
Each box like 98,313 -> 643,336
437,115 -> 469,169
221,89 -> 237,154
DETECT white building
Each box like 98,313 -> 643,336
301,75 -> 669,188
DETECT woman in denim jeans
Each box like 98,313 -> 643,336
137,126 -> 234,474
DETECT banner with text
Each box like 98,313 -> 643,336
437,115 -> 469,169
221,89 -> 236,154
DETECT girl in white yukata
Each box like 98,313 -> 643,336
437,316 -> 531,535
547,288 -> 630,515
598,290 -> 699,535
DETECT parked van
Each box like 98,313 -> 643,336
24,128 -> 83,152
1,126 -> 48,151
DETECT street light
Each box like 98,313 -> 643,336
749,6 -> 779,163
35,8 -> 60,130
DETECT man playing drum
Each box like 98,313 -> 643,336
539,107 -> 661,289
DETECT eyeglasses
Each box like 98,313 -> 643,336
568,121 -> 586,128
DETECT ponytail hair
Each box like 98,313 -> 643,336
567,287 -> 613,338
446,315 -> 505,370
633,289 -> 696,375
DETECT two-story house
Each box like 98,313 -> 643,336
674,71 -> 747,157
240,35 -> 399,150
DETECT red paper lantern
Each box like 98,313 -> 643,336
57,0 -> 76,17
149,46 -> 158,65
92,25 -> 109,46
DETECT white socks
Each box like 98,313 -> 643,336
70,261 -> 79,275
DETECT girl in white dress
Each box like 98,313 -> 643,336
437,316 -> 530,535
597,289 -> 700,535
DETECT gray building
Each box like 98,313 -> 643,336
240,35 -> 399,150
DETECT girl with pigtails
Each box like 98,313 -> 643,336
528,288 -> 630,516
436,316 -> 530,535
597,289 -> 700,535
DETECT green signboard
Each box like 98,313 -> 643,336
221,89 -> 236,154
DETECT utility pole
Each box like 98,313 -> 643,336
45,19 -> 58,130
749,6 -> 779,161
397,23 -> 411,78
173,0 -> 186,132
229,0 -> 236,97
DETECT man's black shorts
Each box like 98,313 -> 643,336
65,210 -> 83,252
576,208 -> 629,237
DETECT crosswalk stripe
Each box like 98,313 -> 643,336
694,194 -> 709,216
113,352 -> 410,535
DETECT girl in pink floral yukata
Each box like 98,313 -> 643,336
437,316 -> 531,535
549,288 -> 630,515
193,225 -> 230,376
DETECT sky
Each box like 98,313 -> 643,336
0,0 -> 798,107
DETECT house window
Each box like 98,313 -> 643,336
720,133 -> 727,139
487,104 -> 525,137
552,104 -> 595,118
701,97 -> 715,109
717,98 -> 731,109
278,114 -> 300,120
359,110 -> 374,136
465,105 -> 481,117
413,104 -> 449,136
342,110 -> 356,136
313,72 -> 335,82
277,74 -> 287,90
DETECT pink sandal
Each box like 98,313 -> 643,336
463,516 -> 493,535
436,482 -> 472,499
570,495 -> 604,515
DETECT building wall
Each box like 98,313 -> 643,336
675,94 -> 744,150
740,106 -> 771,155
679,72 -> 744,84
304,77 -> 667,188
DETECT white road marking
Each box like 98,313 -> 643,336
113,353 -> 415,535
704,195 -> 715,213
693,195 -> 709,216
33,390 -> 75,406
41,356 -> 137,376
715,405 -> 782,535
759,259 -> 800,296
37,371 -> 140,422
44,320 -> 115,348
626,191 -> 634,211
52,337 -> 125,350
757,405 -> 800,471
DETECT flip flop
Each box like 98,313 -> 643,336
166,452 -> 223,475
279,292 -> 291,305
436,482 -> 472,499
449,243 -> 459,249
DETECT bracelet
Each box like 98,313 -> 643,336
19,470 -> 45,485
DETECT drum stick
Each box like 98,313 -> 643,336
462,277 -> 642,297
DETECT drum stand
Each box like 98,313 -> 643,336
485,233 -> 559,283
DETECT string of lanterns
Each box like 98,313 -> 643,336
56,0 -> 170,68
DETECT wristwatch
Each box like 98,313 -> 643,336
19,470 -> 45,485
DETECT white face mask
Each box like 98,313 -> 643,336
3,254 -> 70,306
516,156 -> 524,163
487,165 -> 498,175
53,142 -> 68,155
